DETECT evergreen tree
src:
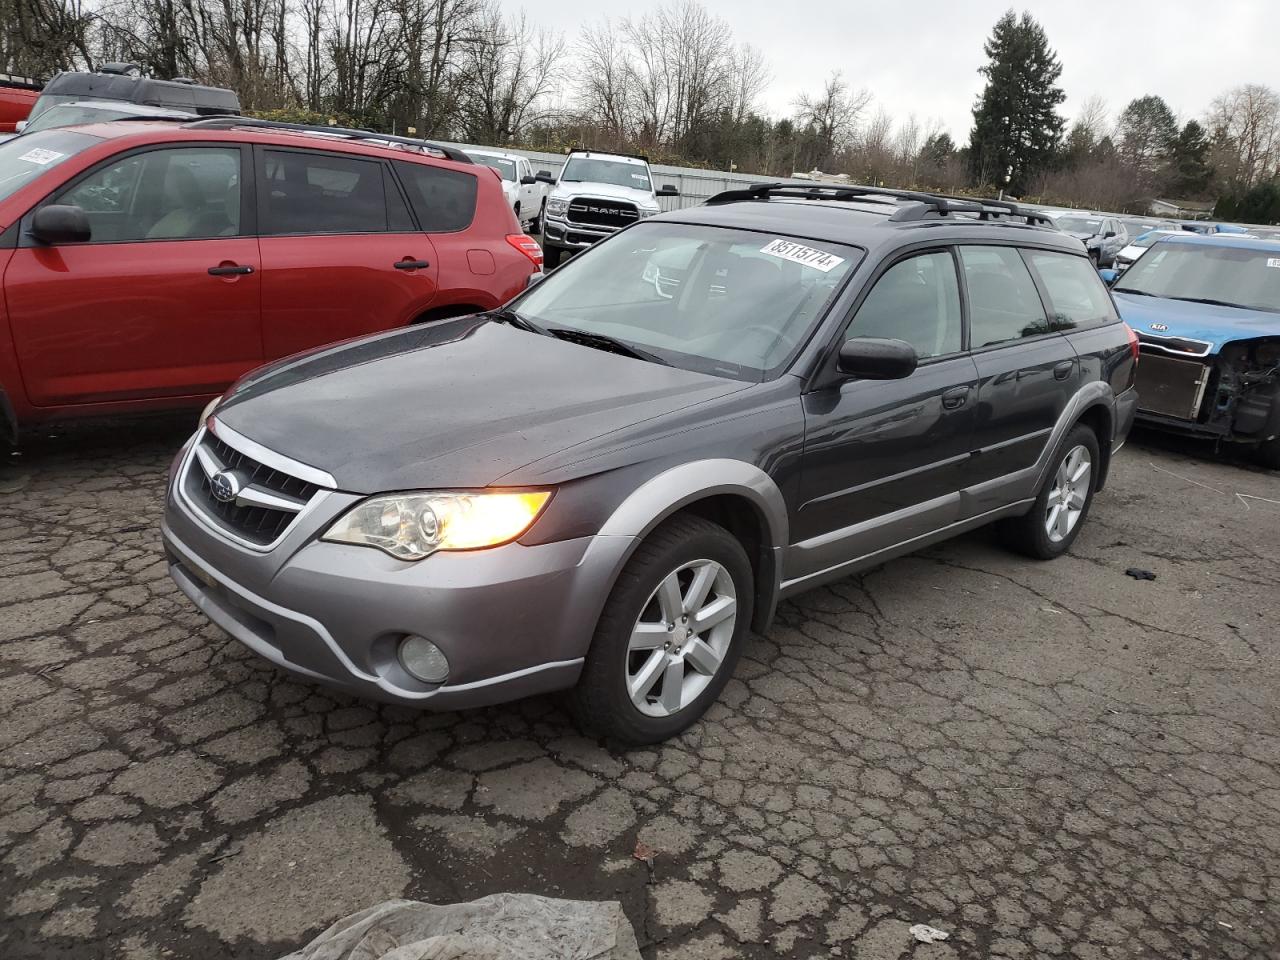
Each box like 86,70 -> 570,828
1116,95 -> 1177,170
968,10 -> 1066,194
920,132 -> 956,166
1163,120 -> 1214,198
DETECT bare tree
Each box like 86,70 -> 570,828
1206,83 -> 1280,189
578,18 -> 633,142
794,71 -> 871,169
457,5 -> 562,143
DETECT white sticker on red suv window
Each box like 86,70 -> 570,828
759,238 -> 845,272
1267,258 -> 1280,268
18,148 -> 64,165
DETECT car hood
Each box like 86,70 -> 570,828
1113,292 -> 1280,352
1116,244 -> 1145,260
214,317 -> 747,492
550,181 -> 657,208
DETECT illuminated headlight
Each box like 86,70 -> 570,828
323,490 -> 551,560
546,198 -> 569,216
637,206 -> 660,218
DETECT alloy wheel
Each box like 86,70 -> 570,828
625,559 -> 738,718
1045,444 -> 1092,543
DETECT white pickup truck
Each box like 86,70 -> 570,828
464,148 -> 549,232
538,150 -> 679,268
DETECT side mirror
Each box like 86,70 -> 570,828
520,175 -> 537,185
656,184 -> 679,197
1104,230 -> 1117,238
837,337 -> 918,380
29,204 -> 91,245
15,119 -> 27,133
1097,268 -> 1119,286
534,171 -> 555,184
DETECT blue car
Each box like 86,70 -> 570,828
1111,233 -> 1280,467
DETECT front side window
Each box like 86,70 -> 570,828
514,222 -> 860,380
395,161 -> 477,232
1115,242 -> 1280,314
560,157 -> 652,191
0,128 -> 101,204
959,245 -> 1052,347
846,251 -> 962,359
1025,250 -> 1118,331
56,145 -> 241,242
262,150 -> 393,235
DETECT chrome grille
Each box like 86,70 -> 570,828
183,431 -> 322,547
567,199 -> 638,229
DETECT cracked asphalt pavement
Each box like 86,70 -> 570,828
2,415 -> 1278,959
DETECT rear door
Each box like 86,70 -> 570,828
5,142 -> 260,406
794,249 -> 978,580
959,244 -> 1080,504
256,146 -> 439,360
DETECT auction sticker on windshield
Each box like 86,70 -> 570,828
1267,258 -> 1280,268
760,238 -> 845,272
18,148 -> 64,165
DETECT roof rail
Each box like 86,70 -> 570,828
705,182 -> 1054,227
182,116 -> 474,164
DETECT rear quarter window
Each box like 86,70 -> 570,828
1024,249 -> 1118,331
395,161 -> 477,232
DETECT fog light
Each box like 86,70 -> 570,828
398,635 -> 450,684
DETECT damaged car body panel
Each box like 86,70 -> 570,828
1111,234 -> 1280,465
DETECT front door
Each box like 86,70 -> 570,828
959,245 -> 1079,500
5,143 -> 260,406
255,146 -> 439,360
793,249 -> 978,581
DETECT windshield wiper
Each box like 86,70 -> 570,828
546,327 -> 671,365
486,307 -> 550,337
1168,296 -> 1248,309
1112,287 -> 1152,296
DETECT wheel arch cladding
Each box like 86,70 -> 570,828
597,459 -> 788,632
1075,402 -> 1114,491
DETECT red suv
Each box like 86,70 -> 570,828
0,117 -> 541,439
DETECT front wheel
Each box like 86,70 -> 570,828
543,245 -> 562,269
570,514 -> 753,744
999,424 -> 1101,559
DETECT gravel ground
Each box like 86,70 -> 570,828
1,415 -> 1278,960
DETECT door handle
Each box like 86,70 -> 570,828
208,264 -> 253,276
1053,360 -> 1075,381
394,259 -> 430,270
941,386 -> 970,410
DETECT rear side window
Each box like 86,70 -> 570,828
396,161 -> 477,232
262,150 -> 396,235
1024,250 -> 1118,331
847,251 -> 962,359
958,245 -> 1051,347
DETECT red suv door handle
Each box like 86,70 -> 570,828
208,264 -> 254,276
394,259 -> 430,270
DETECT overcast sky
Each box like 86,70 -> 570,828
538,0 -> 1277,142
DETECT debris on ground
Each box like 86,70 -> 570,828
1125,568 -> 1157,581
632,840 -> 656,866
909,923 -> 951,943
277,895 -> 642,960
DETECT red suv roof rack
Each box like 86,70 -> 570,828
183,116 -> 474,164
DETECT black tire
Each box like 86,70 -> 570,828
543,245 -> 562,269
534,199 -> 546,235
1000,424 -> 1101,560
1257,438 -> 1280,470
570,514 -> 753,745
513,202 -> 521,227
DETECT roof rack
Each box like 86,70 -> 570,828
705,182 -> 1054,227
182,116 -> 474,164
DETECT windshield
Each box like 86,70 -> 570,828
0,128 -> 100,204
1056,216 -> 1102,233
24,94 -> 82,123
561,157 -> 652,191
24,103 -> 133,133
512,222 -> 859,380
1115,243 -> 1280,314
471,155 -> 516,181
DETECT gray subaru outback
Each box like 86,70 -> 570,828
163,183 -> 1139,744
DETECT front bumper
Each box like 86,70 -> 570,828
162,435 -> 635,709
542,214 -> 616,250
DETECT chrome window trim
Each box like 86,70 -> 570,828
176,426 -> 331,554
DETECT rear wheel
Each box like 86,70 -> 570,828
1256,438 -> 1280,470
570,514 -> 753,744
1000,424 -> 1100,559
